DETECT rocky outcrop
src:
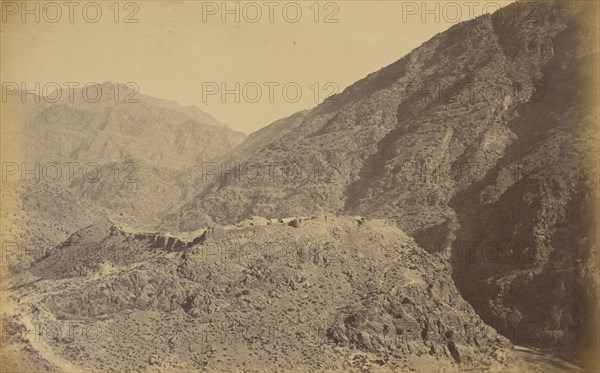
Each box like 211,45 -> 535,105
120,229 -> 206,251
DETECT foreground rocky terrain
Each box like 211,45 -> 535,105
1,216 -> 526,372
3,216 -> 590,372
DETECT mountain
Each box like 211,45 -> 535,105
0,83 -> 246,268
168,0 -> 599,366
219,110 -> 310,164
133,92 -> 232,129
5,82 -> 245,171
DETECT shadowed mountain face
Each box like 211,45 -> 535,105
168,1 -> 599,364
0,84 -> 246,267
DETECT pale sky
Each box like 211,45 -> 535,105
1,1 -> 514,133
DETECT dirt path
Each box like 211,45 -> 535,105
3,293 -> 82,373
20,311 -> 82,373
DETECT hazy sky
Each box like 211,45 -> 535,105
2,1 -> 513,133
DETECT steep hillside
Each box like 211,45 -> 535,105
163,110 -> 311,227
168,0 -> 599,365
220,110 -> 310,164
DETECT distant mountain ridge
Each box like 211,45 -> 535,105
0,83 -> 246,267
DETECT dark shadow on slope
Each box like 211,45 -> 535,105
448,28 -> 598,365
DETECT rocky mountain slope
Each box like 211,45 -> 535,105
6,216 -> 517,372
167,0 -> 599,366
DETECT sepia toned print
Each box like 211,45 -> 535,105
1,1 -> 598,372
